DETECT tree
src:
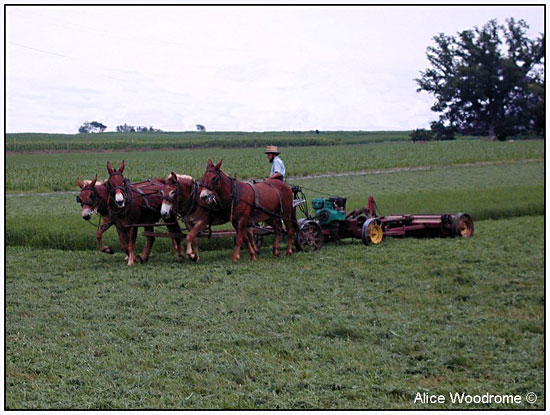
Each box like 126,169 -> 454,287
196,124 -> 206,132
78,121 -> 107,133
416,18 -> 544,140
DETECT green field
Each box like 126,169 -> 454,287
4,136 -> 545,409
6,130 -> 413,152
5,140 -> 543,192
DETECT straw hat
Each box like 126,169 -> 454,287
265,145 -> 280,155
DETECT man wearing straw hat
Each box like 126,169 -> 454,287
265,145 -> 286,181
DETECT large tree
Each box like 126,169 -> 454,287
416,18 -> 544,140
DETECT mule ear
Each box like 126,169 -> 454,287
206,159 -> 214,168
106,161 -> 113,174
77,178 -> 84,189
170,172 -> 178,182
91,174 -> 98,187
156,177 -> 166,184
215,159 -> 223,170
119,160 -> 125,173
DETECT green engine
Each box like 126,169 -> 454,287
312,197 -> 347,225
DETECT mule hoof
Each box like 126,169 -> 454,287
135,255 -> 144,264
102,247 -> 115,255
273,251 -> 281,258
189,254 -> 199,263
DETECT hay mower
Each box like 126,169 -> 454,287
291,186 -> 474,252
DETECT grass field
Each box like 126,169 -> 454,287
4,136 -> 545,409
5,216 -> 544,409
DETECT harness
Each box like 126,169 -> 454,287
106,171 -> 133,215
76,185 -> 98,207
161,179 -> 201,219
200,168 -> 284,220
247,180 -> 284,219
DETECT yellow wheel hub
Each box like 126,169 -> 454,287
368,223 -> 384,244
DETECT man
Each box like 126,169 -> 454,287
265,145 -> 286,181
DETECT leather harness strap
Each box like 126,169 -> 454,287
246,180 -> 283,219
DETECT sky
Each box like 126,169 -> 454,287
4,4 -> 545,133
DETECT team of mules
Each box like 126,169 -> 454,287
76,160 -> 297,265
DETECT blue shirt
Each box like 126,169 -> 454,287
270,156 -> 286,179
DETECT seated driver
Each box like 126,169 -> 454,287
265,145 -> 286,181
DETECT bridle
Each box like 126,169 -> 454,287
106,171 -> 132,212
76,185 -> 98,208
162,179 -> 200,219
198,168 -> 224,192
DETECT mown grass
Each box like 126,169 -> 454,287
5,215 -> 544,409
5,139 -> 544,192
5,161 -> 544,252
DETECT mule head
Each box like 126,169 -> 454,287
200,159 -> 224,207
160,172 -> 180,219
106,160 -> 129,208
76,175 -> 98,220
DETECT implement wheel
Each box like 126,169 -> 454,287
362,218 -> 384,246
295,219 -> 323,252
452,213 -> 474,237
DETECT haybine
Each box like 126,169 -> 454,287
291,186 -> 474,252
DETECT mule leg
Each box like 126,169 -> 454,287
243,227 -> 257,261
115,225 -> 129,259
246,228 -> 259,256
266,218 -> 283,257
126,227 -> 137,266
138,226 -> 155,263
97,217 -> 115,254
166,222 -> 185,259
232,218 -> 249,262
186,218 -> 208,262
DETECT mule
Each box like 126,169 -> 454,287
158,172 -> 257,263
106,160 -> 186,266
199,159 -> 297,261
76,175 -> 115,255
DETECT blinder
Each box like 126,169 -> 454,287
76,186 -> 97,207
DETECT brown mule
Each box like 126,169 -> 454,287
106,161 -> 186,266
76,175 -> 116,255
199,159 -> 297,261
159,172 -> 257,263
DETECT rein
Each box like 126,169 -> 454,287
201,169 -> 284,220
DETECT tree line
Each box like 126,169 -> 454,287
78,122 -> 163,133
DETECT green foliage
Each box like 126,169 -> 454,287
416,18 -> 544,140
5,215 -> 544,409
410,129 -> 434,142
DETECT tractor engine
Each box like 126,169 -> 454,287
312,197 -> 347,225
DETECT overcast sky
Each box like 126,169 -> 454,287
5,4 -> 545,133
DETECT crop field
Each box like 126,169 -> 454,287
6,130 -> 416,152
4,137 -> 545,409
6,139 -> 543,192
